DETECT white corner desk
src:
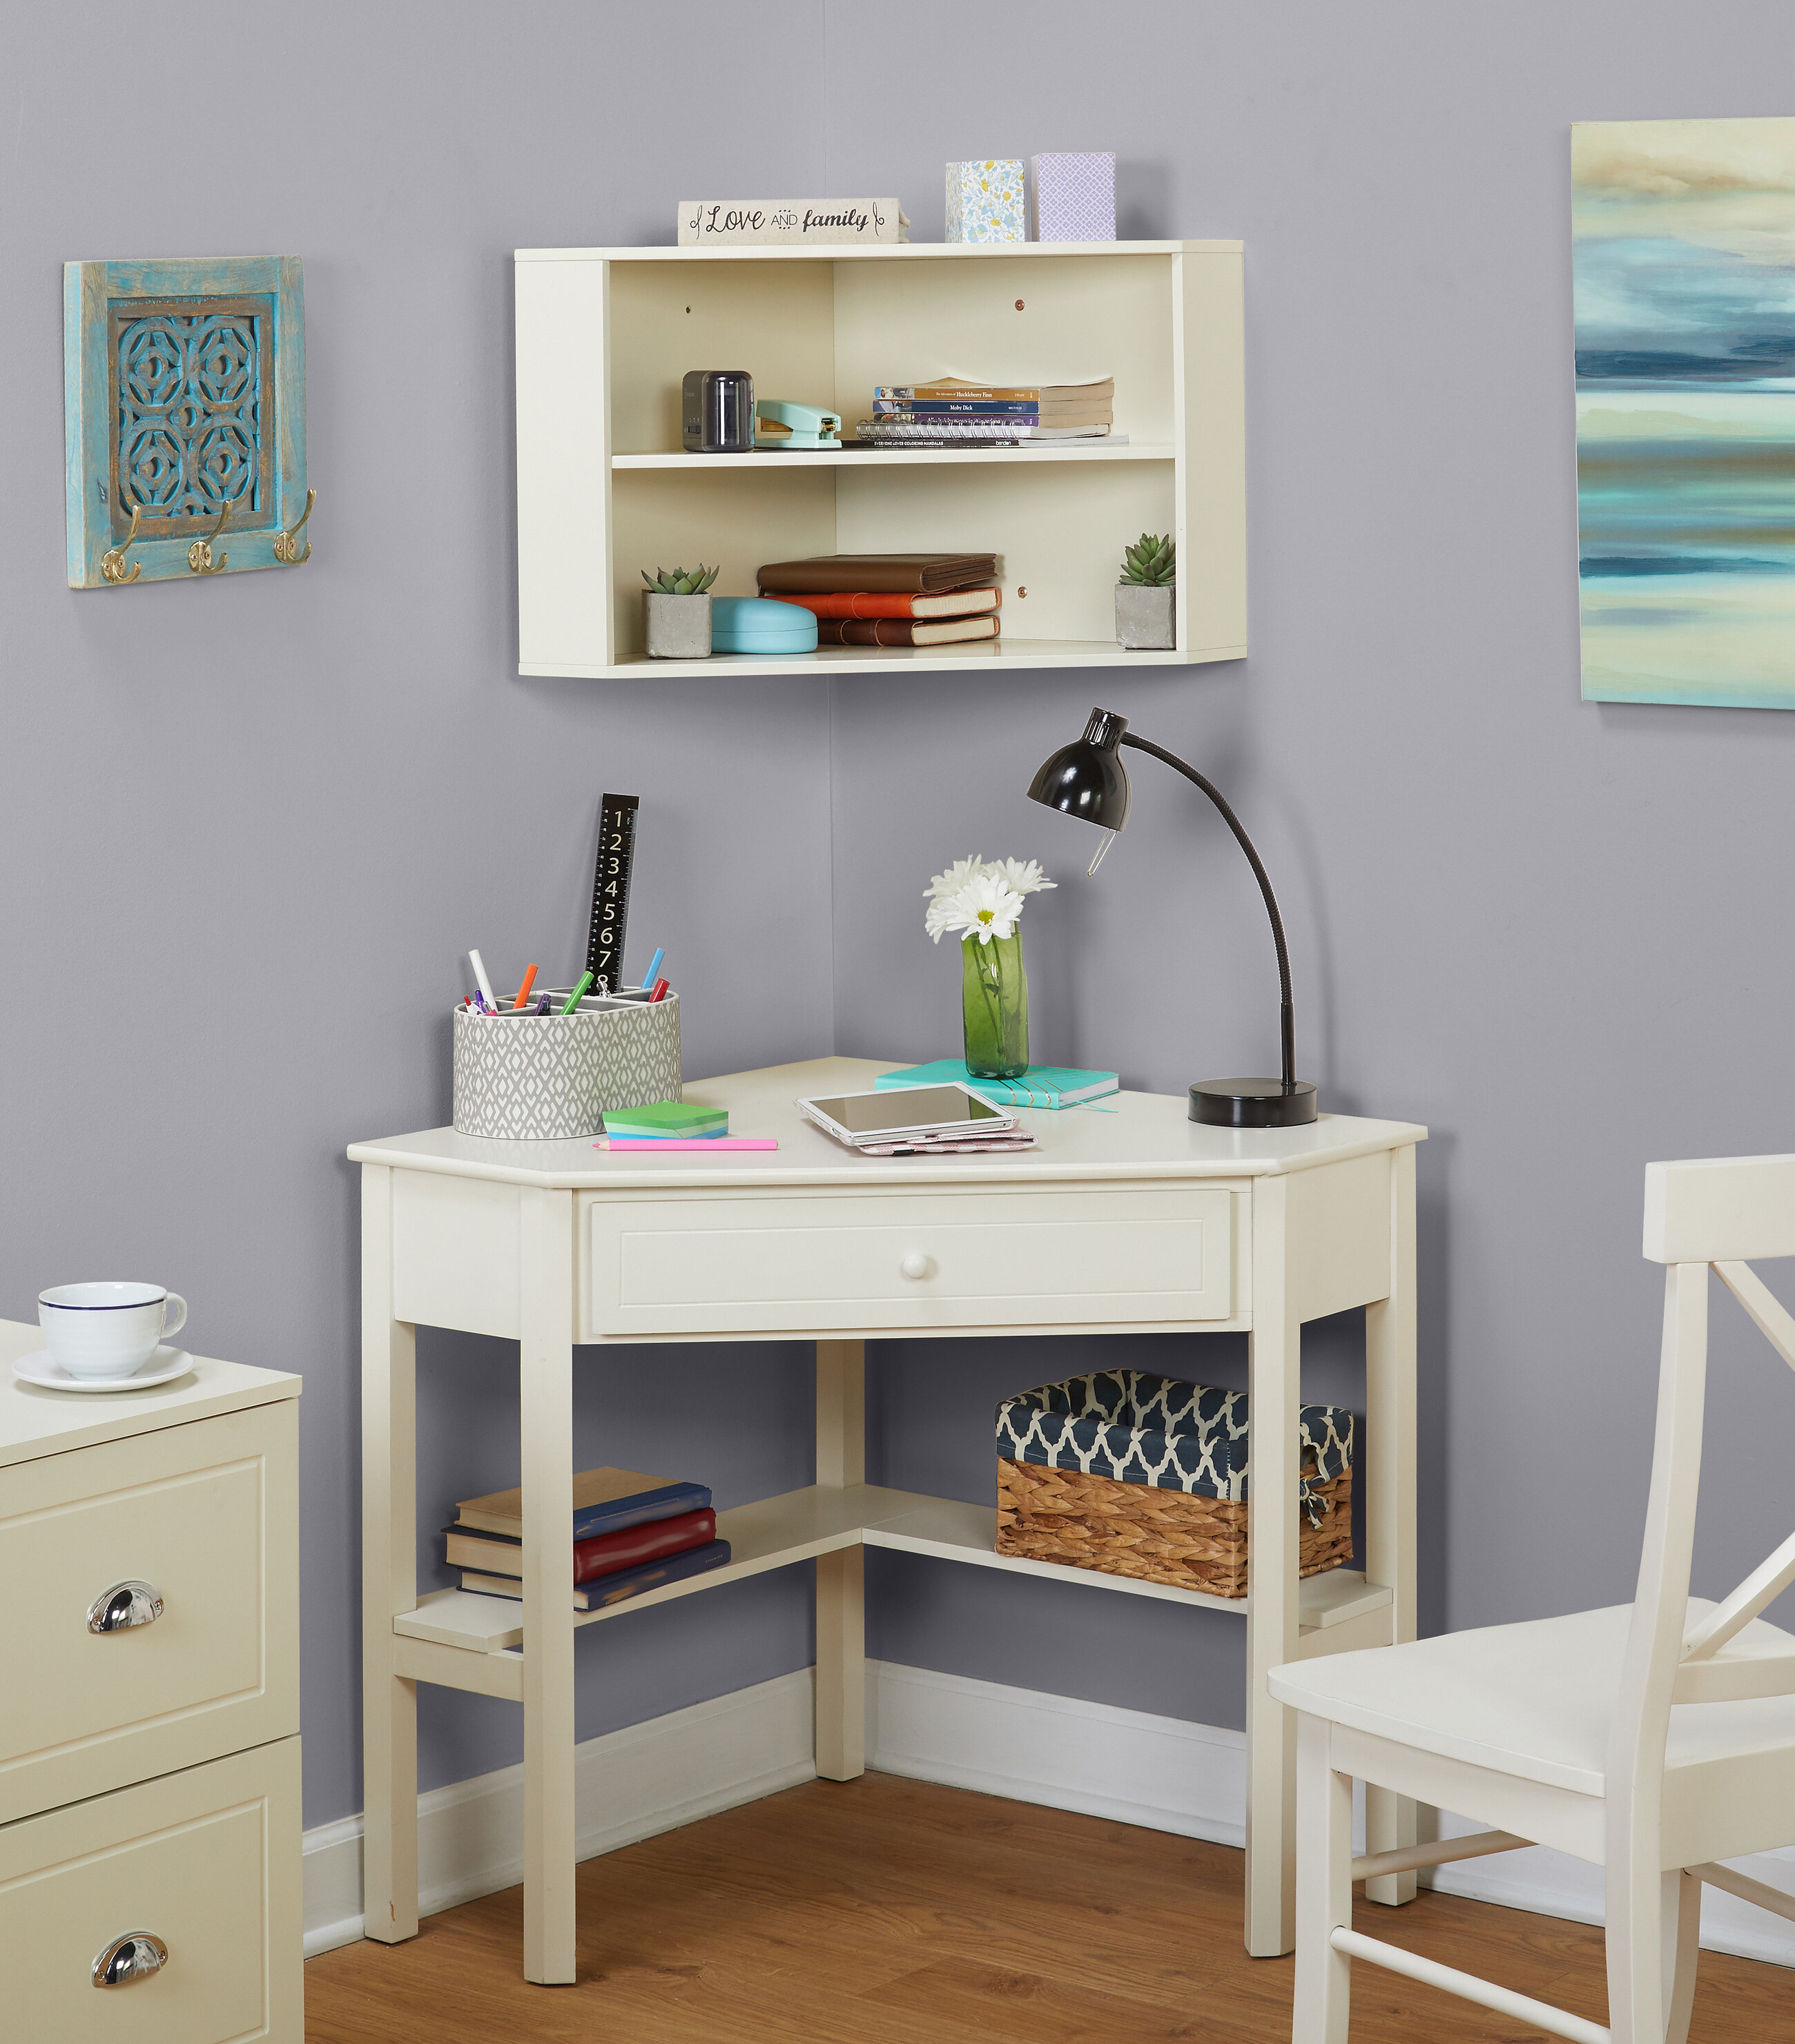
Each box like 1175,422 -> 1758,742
350,1056 -> 1425,1982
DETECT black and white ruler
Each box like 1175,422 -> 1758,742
585,792 -> 639,993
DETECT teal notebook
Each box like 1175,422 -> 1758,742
875,1060 -> 1119,1109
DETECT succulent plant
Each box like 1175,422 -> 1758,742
1118,534 -> 1175,587
640,565 -> 719,594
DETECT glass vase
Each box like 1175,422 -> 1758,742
960,932 -> 1029,1079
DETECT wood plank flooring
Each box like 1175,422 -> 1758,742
304,1773 -> 1792,2042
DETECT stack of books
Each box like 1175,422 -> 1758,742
447,1466 -> 730,1611
758,552 -> 1002,648
857,377 -> 1117,447
875,1059 -> 1120,1109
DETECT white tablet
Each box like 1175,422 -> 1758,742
796,1082 -> 1017,1147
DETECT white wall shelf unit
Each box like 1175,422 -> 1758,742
514,240 -> 1245,680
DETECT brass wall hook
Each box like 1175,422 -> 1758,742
273,487 -> 315,565
187,492 -> 241,575
100,498 -> 142,585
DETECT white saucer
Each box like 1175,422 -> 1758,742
11,1346 -> 195,1394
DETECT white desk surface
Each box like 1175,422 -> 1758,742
0,1318 -> 300,1470
349,1055 -> 1426,1191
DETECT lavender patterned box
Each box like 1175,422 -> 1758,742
1029,154 -> 1116,242
946,160 -> 1025,244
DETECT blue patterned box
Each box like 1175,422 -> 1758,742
1029,153 -> 1116,242
946,160 -> 1025,244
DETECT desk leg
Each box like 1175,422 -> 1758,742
815,1339 -> 866,1781
521,1187 -> 576,1985
1364,1142 -> 1419,1907
360,1162 -> 419,1945
1246,1174 -> 1299,1958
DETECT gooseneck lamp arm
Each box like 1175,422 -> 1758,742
1117,732 -> 1297,1093
1025,706 -> 1317,1129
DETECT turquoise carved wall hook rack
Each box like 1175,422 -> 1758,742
65,255 -> 307,589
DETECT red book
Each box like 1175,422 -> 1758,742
574,1507 -> 716,1581
765,587 -> 1001,621
817,615 -> 1000,648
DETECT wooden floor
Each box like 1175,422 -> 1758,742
304,1773 -> 1792,2043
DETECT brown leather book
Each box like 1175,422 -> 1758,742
757,552 -> 997,595
818,615 -> 1000,647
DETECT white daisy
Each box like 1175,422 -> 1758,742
925,855 -> 986,902
929,870 -> 1027,945
988,856 -> 1056,898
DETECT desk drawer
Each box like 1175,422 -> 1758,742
0,1402 -> 298,1824
0,1735 -> 302,2043
585,1185 -> 1234,1336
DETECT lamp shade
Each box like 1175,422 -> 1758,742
1027,707 -> 1132,830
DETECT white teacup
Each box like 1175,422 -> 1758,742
38,1283 -> 188,1381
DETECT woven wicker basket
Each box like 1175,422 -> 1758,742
996,1457 -> 1353,1597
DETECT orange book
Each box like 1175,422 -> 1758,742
765,587 -> 1001,621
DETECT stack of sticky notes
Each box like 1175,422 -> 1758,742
603,1099 -> 728,1140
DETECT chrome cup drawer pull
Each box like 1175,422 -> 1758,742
87,1580 -> 164,1633
93,1931 -> 168,1987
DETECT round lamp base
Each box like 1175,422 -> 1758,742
1189,1078 -> 1319,1129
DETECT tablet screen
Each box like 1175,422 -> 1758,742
807,1086 -> 1006,1134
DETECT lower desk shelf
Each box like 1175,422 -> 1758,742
391,1483 -> 1394,1666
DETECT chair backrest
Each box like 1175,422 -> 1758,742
1611,1157 -> 1795,1797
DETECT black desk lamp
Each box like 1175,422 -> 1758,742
1027,707 -> 1318,1129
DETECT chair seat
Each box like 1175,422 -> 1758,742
1268,1599 -> 1795,1798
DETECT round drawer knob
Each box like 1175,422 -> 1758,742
900,1252 -> 933,1281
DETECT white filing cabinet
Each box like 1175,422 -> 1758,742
0,1319 -> 302,2041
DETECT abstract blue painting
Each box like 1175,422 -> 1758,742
1574,119 -> 1795,708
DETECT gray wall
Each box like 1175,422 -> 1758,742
6,1 -> 1793,1835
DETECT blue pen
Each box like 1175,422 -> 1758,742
641,948 -> 665,990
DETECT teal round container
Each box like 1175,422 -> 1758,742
710,596 -> 818,655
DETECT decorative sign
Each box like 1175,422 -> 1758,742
678,198 -> 909,247
586,792 -> 639,995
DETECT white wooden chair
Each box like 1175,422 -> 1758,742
1269,1154 -> 1795,2043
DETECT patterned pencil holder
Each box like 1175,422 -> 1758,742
451,996 -> 681,1141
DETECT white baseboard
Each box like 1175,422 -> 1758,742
304,1661 -> 1795,1973
302,1668 -> 816,1955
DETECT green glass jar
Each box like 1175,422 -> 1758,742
961,932 -> 1029,1079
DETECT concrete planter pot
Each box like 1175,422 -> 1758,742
644,592 -> 712,659
1115,582 -> 1176,650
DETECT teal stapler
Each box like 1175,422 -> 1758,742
755,399 -> 841,449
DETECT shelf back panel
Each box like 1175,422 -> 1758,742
608,260 -> 837,456
831,253 -> 1174,446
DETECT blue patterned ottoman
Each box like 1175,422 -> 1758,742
995,1370 -> 1355,1595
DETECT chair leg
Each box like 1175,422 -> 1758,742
1294,1713 -> 1352,2044
1604,1854 -> 1667,2044
1663,1870 -> 1699,2044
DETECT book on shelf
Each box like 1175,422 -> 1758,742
765,588 -> 1000,621
874,378 -> 1114,404
444,1506 -> 718,1582
873,402 -> 1112,422
460,1539 -> 732,1610
757,553 -> 996,595
818,616 -> 999,648
875,1059 -> 1120,1109
855,419 -> 1120,443
454,1466 -> 712,1542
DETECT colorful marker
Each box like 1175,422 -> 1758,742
559,971 -> 594,1015
512,964 -> 538,1009
468,949 -> 497,1011
648,977 -> 670,1004
534,993 -> 552,1015
640,948 -> 665,990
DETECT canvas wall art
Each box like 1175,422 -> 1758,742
1573,117 -> 1795,708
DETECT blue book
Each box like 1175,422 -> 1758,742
875,1060 -> 1119,1109
456,1466 -> 713,1543
461,1539 -> 732,1610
